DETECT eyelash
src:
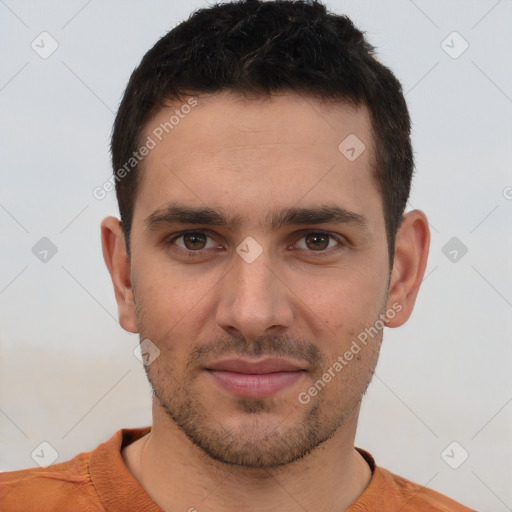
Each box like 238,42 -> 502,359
163,230 -> 347,258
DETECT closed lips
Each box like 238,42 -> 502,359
205,357 -> 306,374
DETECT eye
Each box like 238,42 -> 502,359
293,231 -> 344,254
164,230 -> 345,258
164,231 -> 223,256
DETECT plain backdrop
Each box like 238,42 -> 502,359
1,1 -> 511,510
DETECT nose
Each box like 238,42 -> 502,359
215,249 -> 294,341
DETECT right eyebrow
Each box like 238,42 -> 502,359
144,203 -> 243,231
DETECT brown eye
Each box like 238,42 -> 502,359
304,233 -> 330,251
292,231 -> 346,257
168,231 -> 219,253
182,232 -> 208,250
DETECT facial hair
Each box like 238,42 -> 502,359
137,315 -> 383,469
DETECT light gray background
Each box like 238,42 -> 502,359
1,0 -> 511,510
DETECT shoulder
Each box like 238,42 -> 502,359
0,452 -> 103,512
0,428 -> 150,512
377,466 -> 477,511
351,449 -> 478,512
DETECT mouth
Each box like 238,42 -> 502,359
204,357 -> 307,398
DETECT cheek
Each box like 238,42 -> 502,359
298,261 -> 387,333
134,259 -> 208,317
132,262 -> 222,359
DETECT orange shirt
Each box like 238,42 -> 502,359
0,427 -> 476,511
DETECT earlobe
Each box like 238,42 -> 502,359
101,216 -> 139,333
385,210 -> 430,328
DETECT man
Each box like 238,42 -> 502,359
0,0 -> 477,510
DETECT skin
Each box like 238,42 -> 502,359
101,91 -> 430,511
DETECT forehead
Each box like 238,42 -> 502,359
133,92 -> 381,232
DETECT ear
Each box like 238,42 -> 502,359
385,210 -> 430,327
101,216 -> 138,333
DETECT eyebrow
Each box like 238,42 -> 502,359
144,202 -> 369,233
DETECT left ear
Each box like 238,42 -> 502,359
385,209 -> 430,327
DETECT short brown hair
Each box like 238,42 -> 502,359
111,0 -> 413,264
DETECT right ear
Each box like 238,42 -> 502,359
101,216 -> 138,333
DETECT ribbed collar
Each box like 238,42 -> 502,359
88,427 -> 381,511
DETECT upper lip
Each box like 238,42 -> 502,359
205,357 -> 306,374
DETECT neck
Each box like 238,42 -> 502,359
122,399 -> 372,512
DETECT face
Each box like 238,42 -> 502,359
125,92 -> 393,468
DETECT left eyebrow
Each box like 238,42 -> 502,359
144,201 -> 369,233
268,205 -> 368,232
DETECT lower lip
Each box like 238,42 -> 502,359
206,370 -> 305,398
